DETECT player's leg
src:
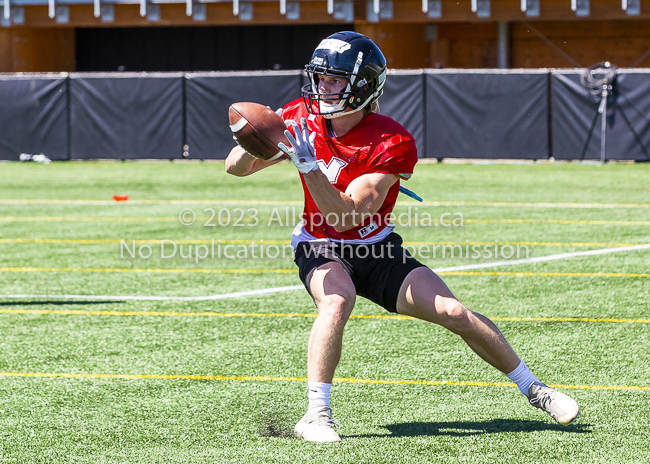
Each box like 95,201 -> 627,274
395,266 -> 579,425
396,266 -> 519,373
295,262 -> 356,442
307,262 -> 356,384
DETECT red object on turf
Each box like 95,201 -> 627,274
228,102 -> 289,161
112,195 -> 129,202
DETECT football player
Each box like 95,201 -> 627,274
225,31 -> 579,443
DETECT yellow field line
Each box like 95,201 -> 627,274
2,199 -> 649,208
1,267 -> 647,278
0,267 -> 296,274
0,238 -> 643,247
2,308 -> 649,324
0,371 -> 647,392
1,216 -> 649,226
490,316 -> 650,324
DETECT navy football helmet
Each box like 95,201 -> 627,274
302,31 -> 387,118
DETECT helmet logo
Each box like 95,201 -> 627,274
316,38 -> 352,54
312,56 -> 325,66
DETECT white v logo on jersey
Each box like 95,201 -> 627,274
317,157 -> 348,184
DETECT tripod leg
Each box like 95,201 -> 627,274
580,107 -> 601,161
600,97 -> 607,163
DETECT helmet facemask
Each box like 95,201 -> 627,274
305,71 -> 351,118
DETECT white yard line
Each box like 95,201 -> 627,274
400,201 -> 650,209
1,244 -> 648,302
0,285 -> 305,302
431,243 -> 650,272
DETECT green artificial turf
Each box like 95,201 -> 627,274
0,160 -> 649,463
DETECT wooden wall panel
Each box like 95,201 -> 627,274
15,3 -> 355,27
357,23 -> 428,68
429,40 -> 450,68
359,23 -> 500,69
437,23 -> 498,68
1,3 -> 649,71
512,37 -> 650,68
425,20 -> 650,68
511,20 -> 650,38
10,28 -> 75,72
438,22 -> 498,40
511,21 -> 650,68
0,30 -> 12,72
448,38 -> 498,68
2,0 -> 650,28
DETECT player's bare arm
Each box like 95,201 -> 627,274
302,170 -> 398,232
225,145 -> 283,177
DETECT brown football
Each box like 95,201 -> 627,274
229,102 -> 289,161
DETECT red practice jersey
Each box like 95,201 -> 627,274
282,98 -> 418,242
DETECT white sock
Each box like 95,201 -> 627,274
307,381 -> 331,412
506,360 -> 541,398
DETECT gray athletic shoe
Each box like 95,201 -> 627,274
295,407 -> 341,442
528,381 -> 580,425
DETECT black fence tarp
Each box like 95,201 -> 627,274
3,69 -> 650,161
69,73 -> 184,159
185,71 -> 301,159
0,75 -> 68,160
382,70 -> 426,157
425,70 -> 549,160
551,70 -> 650,161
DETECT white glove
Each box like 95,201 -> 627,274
278,118 -> 319,174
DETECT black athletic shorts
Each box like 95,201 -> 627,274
293,232 -> 426,313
